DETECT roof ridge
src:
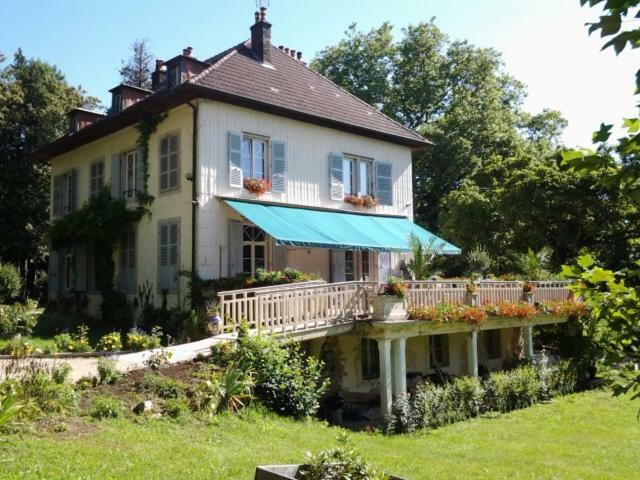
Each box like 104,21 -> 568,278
189,42 -> 244,84
272,47 -> 426,143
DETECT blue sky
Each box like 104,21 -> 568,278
2,0 -> 637,147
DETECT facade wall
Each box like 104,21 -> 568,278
196,100 -> 414,280
49,105 -> 195,306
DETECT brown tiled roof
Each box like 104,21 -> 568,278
192,42 -> 428,146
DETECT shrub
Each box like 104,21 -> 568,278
0,390 -> 30,430
163,397 -> 189,419
96,332 -> 122,352
51,363 -> 72,384
125,326 -> 162,351
0,262 -> 22,304
90,395 -> 123,419
191,363 -> 253,416
138,373 -> 185,399
485,365 -> 544,412
54,325 -> 91,353
0,303 -> 38,339
13,366 -> 76,415
233,334 -> 328,418
1,337 -> 35,357
144,349 -> 172,370
209,341 -> 235,366
96,359 -> 121,385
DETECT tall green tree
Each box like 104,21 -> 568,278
0,50 -> 98,291
119,39 -> 154,90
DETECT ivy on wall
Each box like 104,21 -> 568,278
134,112 -> 168,208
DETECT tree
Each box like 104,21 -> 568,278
0,50 -> 98,294
119,39 -> 154,90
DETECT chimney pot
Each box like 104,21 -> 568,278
290,49 -> 296,57
182,47 -> 193,57
278,45 -> 284,50
254,11 -> 260,23
250,7 -> 272,64
296,51 -> 302,60
284,47 -> 289,54
155,59 -> 164,69
260,6 -> 267,22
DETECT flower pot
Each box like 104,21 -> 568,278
372,295 -> 407,321
207,315 -> 221,335
254,465 -> 406,480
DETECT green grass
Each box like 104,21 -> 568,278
0,390 -> 638,479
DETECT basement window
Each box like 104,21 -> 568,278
361,338 -> 380,379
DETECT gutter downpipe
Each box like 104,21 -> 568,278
187,101 -> 198,281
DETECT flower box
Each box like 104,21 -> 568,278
254,465 -> 406,480
372,295 -> 407,321
243,178 -> 270,195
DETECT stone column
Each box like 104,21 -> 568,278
523,325 -> 534,360
467,330 -> 478,377
391,337 -> 407,398
377,338 -> 393,416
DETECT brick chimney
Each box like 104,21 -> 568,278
250,7 -> 271,64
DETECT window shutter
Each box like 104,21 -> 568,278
135,149 -> 145,196
228,131 -> 243,188
68,169 -> 77,212
271,140 -> 286,193
120,154 -> 127,198
330,249 -> 346,282
160,137 -> 169,191
228,220 -> 243,276
52,175 -> 63,216
329,152 -> 344,200
75,243 -> 88,291
48,250 -> 60,295
110,154 -> 121,199
158,222 -> 179,291
273,244 -> 288,270
375,162 -> 393,206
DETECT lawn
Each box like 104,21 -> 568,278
0,390 -> 637,479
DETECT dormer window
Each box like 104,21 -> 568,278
112,93 -> 123,113
168,64 -> 182,89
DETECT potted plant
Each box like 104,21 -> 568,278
372,277 -> 407,321
465,280 -> 479,306
206,301 -> 221,335
344,194 -> 378,209
522,281 -> 536,304
243,178 -> 270,195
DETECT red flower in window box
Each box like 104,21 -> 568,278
344,194 -> 377,208
243,178 -> 270,195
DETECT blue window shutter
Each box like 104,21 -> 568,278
228,131 -> 243,188
228,220 -> 243,276
329,152 -> 344,200
271,140 -> 286,193
110,154 -> 121,199
375,162 -> 393,206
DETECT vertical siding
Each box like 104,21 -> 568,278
197,100 -> 415,279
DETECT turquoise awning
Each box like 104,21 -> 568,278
224,200 -> 461,254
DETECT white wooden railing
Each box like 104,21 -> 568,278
218,279 -> 573,335
218,281 -> 377,334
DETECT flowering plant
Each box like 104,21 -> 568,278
522,281 -> 536,293
344,195 -> 377,208
538,300 -> 588,321
243,178 -> 270,195
380,276 -> 407,299
484,302 -> 537,319
407,303 -> 487,325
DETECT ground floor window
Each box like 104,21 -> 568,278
243,224 -> 266,275
345,250 -> 374,281
63,249 -> 75,291
361,338 -> 380,379
485,329 -> 501,360
429,334 -> 450,368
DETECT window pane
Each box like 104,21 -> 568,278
359,162 -> 371,195
242,139 -> 252,179
169,135 -> 178,152
343,159 -> 354,196
161,138 -> 168,155
254,245 -> 265,260
253,140 -> 265,179
345,250 -> 355,281
242,259 -> 252,274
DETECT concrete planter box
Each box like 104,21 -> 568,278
372,295 -> 407,321
255,465 -> 405,480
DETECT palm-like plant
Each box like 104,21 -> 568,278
0,390 -> 30,430
407,233 -> 441,280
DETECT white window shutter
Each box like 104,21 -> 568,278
271,140 -> 286,193
329,152 -> 344,200
375,162 -> 393,206
228,131 -> 243,188
330,249 -> 346,282
110,154 -> 121,199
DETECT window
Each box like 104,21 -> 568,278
119,228 -> 136,293
123,150 -> 137,199
158,221 -> 180,291
169,64 -> 181,88
112,93 -> 123,113
160,134 -> 180,191
53,170 -> 77,217
485,330 -> 501,360
362,338 -> 380,379
242,224 -> 266,275
241,137 -> 267,180
343,155 -> 372,197
345,250 -> 355,281
89,160 -> 104,198
429,335 -> 449,368
361,251 -> 370,280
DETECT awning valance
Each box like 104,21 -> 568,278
224,200 -> 461,254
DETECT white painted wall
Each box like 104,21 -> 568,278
196,100 -> 415,280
